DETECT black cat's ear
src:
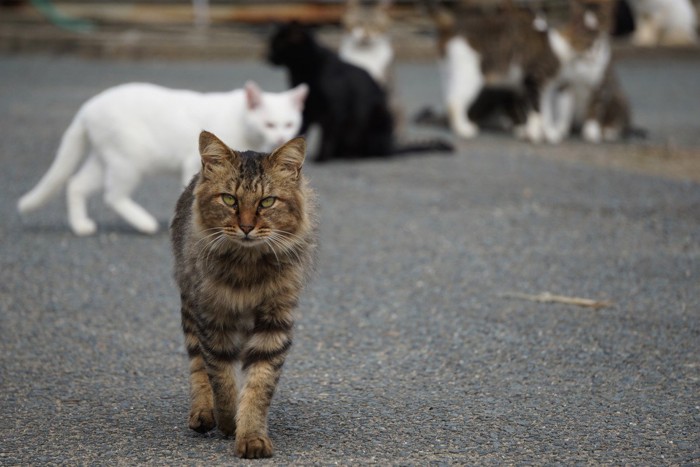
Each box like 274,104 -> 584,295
269,137 -> 306,181
199,130 -> 238,177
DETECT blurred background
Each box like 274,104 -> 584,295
1,0 -> 699,60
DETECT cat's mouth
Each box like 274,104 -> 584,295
237,234 -> 264,247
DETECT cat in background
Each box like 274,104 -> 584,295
339,0 -> 394,87
541,0 -> 634,143
427,0 -> 560,141
627,0 -> 698,46
17,81 -> 308,236
268,21 -> 452,161
428,0 -> 635,144
171,130 -> 317,459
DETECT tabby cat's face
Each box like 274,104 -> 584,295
194,131 -> 307,250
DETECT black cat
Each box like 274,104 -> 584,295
268,22 -> 452,162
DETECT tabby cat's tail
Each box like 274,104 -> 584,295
17,115 -> 88,214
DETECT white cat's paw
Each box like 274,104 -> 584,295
135,218 -> 159,235
525,112 -> 544,143
71,219 -> 97,236
453,120 -> 479,139
543,124 -> 567,144
582,120 -> 602,143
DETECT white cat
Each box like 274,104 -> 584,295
17,81 -> 308,236
628,0 -> 698,46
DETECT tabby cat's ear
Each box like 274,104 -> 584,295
199,130 -> 238,178
269,137 -> 306,181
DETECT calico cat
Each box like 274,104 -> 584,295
430,0 -> 635,144
17,81 -> 308,236
541,0 -> 633,143
268,21 -> 453,161
170,130 -> 317,459
339,0 -> 394,86
428,1 -> 560,141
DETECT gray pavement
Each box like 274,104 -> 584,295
1,55 -> 699,465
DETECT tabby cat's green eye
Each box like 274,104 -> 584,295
221,194 -> 237,207
259,197 -> 276,209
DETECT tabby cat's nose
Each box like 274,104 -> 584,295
240,224 -> 254,235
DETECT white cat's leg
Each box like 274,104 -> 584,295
67,154 -> 104,236
442,38 -> 482,139
104,166 -> 159,235
632,16 -> 660,46
582,119 -> 603,143
523,111 -> 544,143
541,84 -> 574,144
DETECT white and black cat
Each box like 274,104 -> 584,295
268,21 -> 452,161
541,0 -> 635,143
339,0 -> 394,87
427,0 -> 636,144
428,1 -> 559,141
17,81 -> 308,236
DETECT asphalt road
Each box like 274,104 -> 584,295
1,55 -> 698,465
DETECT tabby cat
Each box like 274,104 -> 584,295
170,130 -> 317,459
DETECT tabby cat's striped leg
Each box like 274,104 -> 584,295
234,313 -> 293,459
182,311 -> 215,433
203,353 -> 239,437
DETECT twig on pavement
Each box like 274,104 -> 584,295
499,291 -> 613,309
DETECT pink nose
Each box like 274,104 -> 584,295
240,224 -> 254,235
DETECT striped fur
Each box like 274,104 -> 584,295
170,131 -> 317,459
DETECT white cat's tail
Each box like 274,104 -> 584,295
17,115 -> 88,214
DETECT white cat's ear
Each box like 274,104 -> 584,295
269,137 -> 306,181
244,81 -> 263,110
199,130 -> 238,176
289,83 -> 309,111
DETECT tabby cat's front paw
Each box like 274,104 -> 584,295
235,434 -> 273,459
188,407 -> 216,433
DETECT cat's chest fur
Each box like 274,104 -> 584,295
339,35 -> 393,85
548,30 -> 610,88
